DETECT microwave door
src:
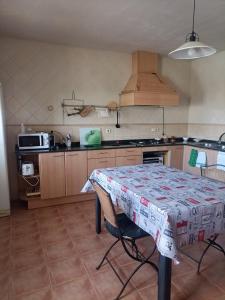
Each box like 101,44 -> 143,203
19,135 -> 41,149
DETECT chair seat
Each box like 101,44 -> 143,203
105,213 -> 148,239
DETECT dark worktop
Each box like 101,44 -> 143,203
15,138 -> 225,156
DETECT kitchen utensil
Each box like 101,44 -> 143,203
79,105 -> 95,117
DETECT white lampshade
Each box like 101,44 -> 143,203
168,41 -> 216,59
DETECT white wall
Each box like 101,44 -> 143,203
188,50 -> 225,139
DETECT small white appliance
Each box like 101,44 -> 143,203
22,162 -> 34,176
18,132 -> 50,150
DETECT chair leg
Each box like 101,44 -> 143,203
114,260 -> 146,300
197,235 -> 218,273
96,238 -> 120,270
114,248 -> 158,300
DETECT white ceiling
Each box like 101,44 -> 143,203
0,0 -> 225,54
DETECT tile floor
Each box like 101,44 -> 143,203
1,201 -> 225,300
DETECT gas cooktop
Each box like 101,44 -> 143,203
104,139 -> 173,147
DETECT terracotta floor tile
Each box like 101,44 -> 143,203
89,267 -> 135,300
15,287 -> 54,300
201,259 -> 225,292
40,228 -> 69,244
81,249 -> 113,274
44,240 -> 77,262
67,222 -> 95,238
74,234 -> 106,255
12,221 -> 39,237
48,256 -> 86,285
35,207 -> 60,219
53,277 -> 99,300
62,213 -> 87,227
13,265 -> 50,296
0,238 -> 10,255
138,283 -> 186,300
0,222 -> 11,238
0,254 -> 12,272
12,233 -> 41,253
12,212 -> 36,225
173,271 -> 224,300
6,202 -> 225,300
0,275 -> 12,299
38,217 -> 64,230
12,248 -> 45,271
118,261 -> 158,290
59,204 -> 81,216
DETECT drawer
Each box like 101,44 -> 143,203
115,148 -> 142,157
116,155 -> 142,167
65,151 -> 87,157
88,157 -> 115,175
88,149 -> 115,159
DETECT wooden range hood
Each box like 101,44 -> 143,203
120,51 -> 179,106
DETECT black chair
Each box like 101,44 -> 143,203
182,164 -> 225,273
91,179 -> 158,300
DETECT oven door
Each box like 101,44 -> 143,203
143,151 -> 165,164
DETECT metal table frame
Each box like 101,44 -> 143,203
95,196 -> 172,300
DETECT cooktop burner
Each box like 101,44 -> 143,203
128,139 -> 163,146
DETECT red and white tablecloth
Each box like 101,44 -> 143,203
82,163 -> 225,261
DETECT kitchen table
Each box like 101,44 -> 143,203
82,163 -> 225,300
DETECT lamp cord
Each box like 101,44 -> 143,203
192,0 -> 196,33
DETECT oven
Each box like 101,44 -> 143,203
143,151 -> 166,164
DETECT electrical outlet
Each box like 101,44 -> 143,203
156,128 -> 160,132
105,128 -> 111,134
151,128 -> 156,132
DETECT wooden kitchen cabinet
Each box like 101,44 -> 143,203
65,151 -> 87,196
116,155 -> 142,167
116,148 -> 142,167
39,153 -> 65,199
88,157 -> 115,176
88,149 -> 115,175
169,146 -> 183,170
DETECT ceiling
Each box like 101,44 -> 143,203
0,0 -> 225,54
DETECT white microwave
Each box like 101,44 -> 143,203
18,132 -> 50,150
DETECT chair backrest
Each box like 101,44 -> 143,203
201,164 -> 225,182
91,180 -> 118,227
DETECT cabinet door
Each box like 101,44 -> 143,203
88,158 -> 115,176
170,147 -> 183,170
65,151 -> 87,196
116,156 -> 142,167
39,153 -> 65,199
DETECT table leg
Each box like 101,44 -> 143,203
96,195 -> 101,234
158,254 -> 172,300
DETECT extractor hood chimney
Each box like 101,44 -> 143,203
120,51 -> 179,106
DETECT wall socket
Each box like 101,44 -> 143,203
105,128 -> 111,134
151,128 -> 160,132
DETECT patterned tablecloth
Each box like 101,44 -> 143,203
82,164 -> 225,261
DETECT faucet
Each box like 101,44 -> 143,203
218,132 -> 225,144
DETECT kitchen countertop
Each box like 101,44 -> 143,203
15,138 -> 225,156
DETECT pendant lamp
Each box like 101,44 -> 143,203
168,0 -> 216,59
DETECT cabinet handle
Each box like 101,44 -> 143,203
53,155 -> 64,158
127,150 -> 135,152
99,160 -> 108,163
99,152 -> 108,155
67,154 -> 79,156
127,158 -> 136,161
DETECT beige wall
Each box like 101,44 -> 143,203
0,37 -> 190,200
188,50 -> 225,139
